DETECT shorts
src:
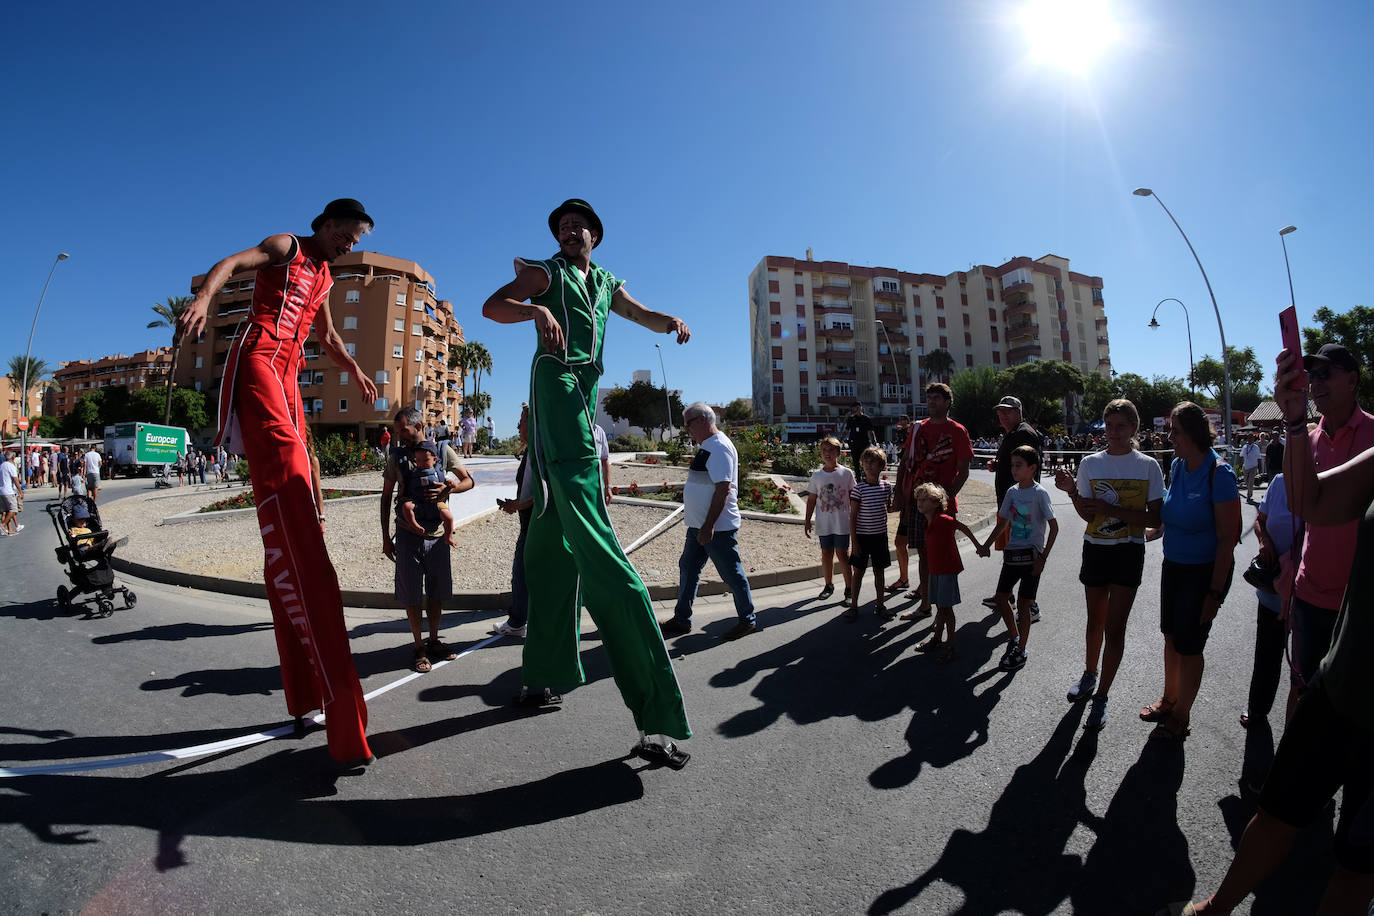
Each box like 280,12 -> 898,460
1159,558 -> 1232,655
995,550 -> 1041,602
818,532 -> 850,552
1078,540 -> 1146,589
461,434 -> 476,445
1290,595 -> 1339,686
928,572 -> 961,607
849,532 -> 890,572
85,472 -> 99,492
1259,681 -> 1374,873
393,528 -> 453,606
0,493 -> 16,513
907,508 -> 928,551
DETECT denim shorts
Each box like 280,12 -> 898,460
394,528 -> 452,605
818,533 -> 850,552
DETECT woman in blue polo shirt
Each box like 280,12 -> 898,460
1142,401 -> 1242,740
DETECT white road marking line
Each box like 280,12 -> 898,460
0,635 -> 506,778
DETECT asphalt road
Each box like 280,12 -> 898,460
0,472 -> 1342,915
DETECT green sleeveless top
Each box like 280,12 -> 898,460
516,256 -> 623,375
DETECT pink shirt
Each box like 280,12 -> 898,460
1295,406 -> 1374,610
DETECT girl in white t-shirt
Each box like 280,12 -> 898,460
1054,398 -> 1165,732
804,437 -> 855,607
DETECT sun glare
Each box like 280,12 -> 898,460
1018,0 -> 1120,75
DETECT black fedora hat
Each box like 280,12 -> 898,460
548,199 -> 603,248
312,198 -> 374,233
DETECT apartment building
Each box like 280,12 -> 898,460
178,251 -> 465,442
2,373 -> 44,435
749,252 -> 1108,437
48,348 -> 174,418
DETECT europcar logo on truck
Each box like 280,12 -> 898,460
135,424 -> 188,463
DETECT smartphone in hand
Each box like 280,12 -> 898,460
1279,305 -> 1308,390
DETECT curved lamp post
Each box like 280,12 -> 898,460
1279,225 -> 1298,308
655,343 -> 675,441
1148,297 -> 1195,400
874,320 -> 907,420
1133,188 -> 1232,449
20,252 -> 69,456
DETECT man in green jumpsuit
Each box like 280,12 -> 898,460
482,199 -> 693,767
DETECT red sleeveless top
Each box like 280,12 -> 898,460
247,235 -> 333,344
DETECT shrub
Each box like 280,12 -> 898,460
732,424 -> 786,474
610,433 -> 652,453
770,443 -> 821,477
315,434 -> 384,477
235,458 -> 251,483
663,438 -> 688,466
738,477 -> 797,514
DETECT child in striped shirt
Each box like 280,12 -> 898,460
847,446 -> 895,621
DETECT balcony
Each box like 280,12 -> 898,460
1097,335 -> 1110,346
874,287 -> 903,302
1002,281 -> 1033,296
813,301 -> 852,315
819,394 -> 857,406
815,283 -> 851,296
1008,342 -> 1043,362
883,330 -> 909,344
822,349 -> 856,363
873,303 -> 903,318
817,370 -> 858,381
1095,317 -> 1108,329
1006,323 -> 1039,345
816,326 -> 854,340
1005,299 -> 1036,321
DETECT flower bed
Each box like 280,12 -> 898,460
738,477 -> 797,515
198,488 -> 375,513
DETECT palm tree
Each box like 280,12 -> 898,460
148,295 -> 193,424
921,348 -> 955,383
6,355 -> 49,427
465,341 -> 493,417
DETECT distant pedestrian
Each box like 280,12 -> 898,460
0,450 -> 23,535
81,446 -> 102,503
1241,436 -> 1261,501
459,409 -> 477,458
844,402 -> 876,474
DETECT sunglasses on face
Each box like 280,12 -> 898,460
1308,364 -> 1333,381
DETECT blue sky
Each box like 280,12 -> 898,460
5,1 -> 1370,432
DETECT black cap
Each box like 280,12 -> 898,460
312,198 -> 374,232
1304,343 -> 1359,373
548,199 -> 603,248
412,439 -> 439,457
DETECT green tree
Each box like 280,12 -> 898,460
1192,345 -> 1265,405
127,385 -> 208,431
463,390 -> 492,419
62,389 -> 105,437
1303,304 -> 1374,409
1079,372 -> 1120,427
996,359 -> 1085,428
6,355 -> 50,425
921,348 -> 955,383
722,397 -> 754,423
602,380 -> 686,442
1113,373 -> 1192,429
36,414 -> 62,437
949,365 -> 1001,437
147,295 -> 194,424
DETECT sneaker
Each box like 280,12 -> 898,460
843,586 -> 852,600
490,621 -> 527,638
817,583 -> 835,601
999,647 -> 1028,671
981,596 -> 998,609
840,596 -> 852,608
1067,671 -> 1097,703
13,524 -> 23,533
1030,603 -> 1041,623
659,618 -> 692,637
1085,695 -> 1109,731
721,621 -> 757,641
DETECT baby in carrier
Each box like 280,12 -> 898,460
398,440 -> 456,546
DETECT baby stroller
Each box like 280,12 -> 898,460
45,494 -> 136,617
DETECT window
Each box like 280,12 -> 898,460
344,343 -> 356,356
375,369 -> 391,384
343,316 -> 358,330
397,293 -> 408,307
394,318 -> 405,332
773,384 -> 784,393
799,386 -> 808,394
313,399 -> 324,414
375,397 -> 390,411
773,359 -> 784,370
345,290 -> 360,303
194,356 -> 203,369
878,279 -> 899,293
769,302 -> 781,315
392,345 -> 404,358
339,399 -> 348,413
194,381 -> 201,392
313,371 -> 325,385
412,323 -> 422,336
415,349 -> 423,362
339,371 -> 349,384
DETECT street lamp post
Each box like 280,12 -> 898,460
654,343 -> 675,442
1147,298 -> 1195,400
19,252 -> 69,457
1279,225 -> 1298,309
1133,188 -> 1233,450
874,320 -> 907,420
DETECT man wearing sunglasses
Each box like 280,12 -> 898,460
1286,343 -> 1374,720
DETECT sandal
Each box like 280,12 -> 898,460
1139,699 -> 1176,723
899,606 -> 932,621
842,606 -> 859,621
412,646 -> 432,673
1149,716 -> 1191,741
426,637 -> 457,662
875,604 -> 895,621
887,579 -> 910,592
632,737 -> 691,770
916,636 -> 943,653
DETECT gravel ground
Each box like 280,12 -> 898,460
99,465 -> 994,593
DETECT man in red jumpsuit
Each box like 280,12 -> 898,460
179,198 -> 378,767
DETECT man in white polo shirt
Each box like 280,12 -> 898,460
0,450 -> 23,535
82,446 -> 103,503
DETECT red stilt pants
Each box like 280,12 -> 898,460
234,339 -> 370,762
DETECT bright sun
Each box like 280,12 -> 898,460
1018,0 -> 1121,75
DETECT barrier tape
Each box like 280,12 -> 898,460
0,634 -> 505,778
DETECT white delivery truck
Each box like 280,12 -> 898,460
103,422 -> 190,477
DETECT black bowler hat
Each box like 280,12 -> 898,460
312,198 -> 375,232
1304,343 -> 1359,373
548,199 -> 603,248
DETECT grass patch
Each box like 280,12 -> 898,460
199,488 -> 375,513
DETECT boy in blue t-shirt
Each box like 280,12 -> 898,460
980,445 -> 1058,671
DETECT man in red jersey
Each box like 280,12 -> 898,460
895,382 -> 973,616
179,199 -> 378,768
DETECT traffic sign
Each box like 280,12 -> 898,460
17,417 -> 29,431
